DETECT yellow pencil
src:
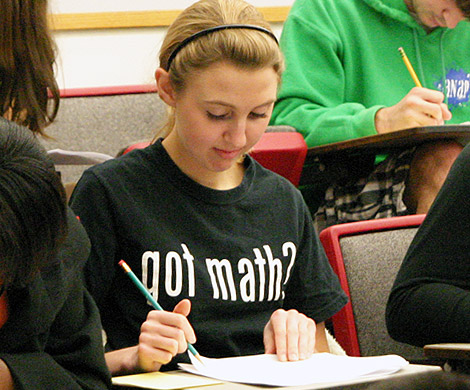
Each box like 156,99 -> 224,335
398,47 -> 423,88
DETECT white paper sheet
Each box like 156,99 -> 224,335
179,353 -> 409,387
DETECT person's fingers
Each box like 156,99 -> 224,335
140,313 -> 187,355
264,309 -> 318,362
286,310 -> 300,361
297,314 -> 315,360
172,299 -> 196,344
440,103 -> 452,121
263,321 -> 276,355
173,299 -> 191,317
270,309 -> 288,361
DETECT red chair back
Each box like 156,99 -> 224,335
250,132 -> 307,186
319,214 -> 426,357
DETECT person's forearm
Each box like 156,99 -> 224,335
314,322 -> 330,353
0,359 -> 14,390
106,346 -> 140,376
105,345 -> 164,376
388,283 -> 470,346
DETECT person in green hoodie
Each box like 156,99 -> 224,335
271,0 -> 470,230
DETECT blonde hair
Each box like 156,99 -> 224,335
155,0 -> 284,139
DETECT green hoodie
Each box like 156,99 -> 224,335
271,0 -> 470,147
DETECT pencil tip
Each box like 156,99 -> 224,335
196,353 -> 205,365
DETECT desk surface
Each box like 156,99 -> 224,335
307,125 -> 470,157
114,364 -> 441,390
424,343 -> 470,361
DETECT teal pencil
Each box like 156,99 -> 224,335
118,260 -> 203,364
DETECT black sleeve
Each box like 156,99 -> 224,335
386,144 -> 470,347
1,279 -> 111,390
70,170 -> 119,308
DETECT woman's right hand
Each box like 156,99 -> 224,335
137,299 -> 196,372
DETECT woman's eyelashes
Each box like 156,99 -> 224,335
207,111 -> 230,120
206,111 -> 268,120
249,112 -> 268,119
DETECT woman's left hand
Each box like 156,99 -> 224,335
263,309 -> 316,362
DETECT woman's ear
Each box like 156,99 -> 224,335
155,68 -> 176,107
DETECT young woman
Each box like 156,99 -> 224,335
70,0 -> 347,376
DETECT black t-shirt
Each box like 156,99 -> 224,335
71,140 -> 347,369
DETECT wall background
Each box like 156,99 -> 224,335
49,0 -> 292,90
50,0 -> 291,13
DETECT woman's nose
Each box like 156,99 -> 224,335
224,120 -> 247,147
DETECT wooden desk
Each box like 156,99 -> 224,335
298,125 -> 470,212
113,364 -> 441,390
424,344 -> 470,375
424,343 -> 470,361
306,125 -> 470,157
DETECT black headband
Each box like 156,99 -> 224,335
165,24 -> 279,71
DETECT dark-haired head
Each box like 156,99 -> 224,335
0,119 -> 67,289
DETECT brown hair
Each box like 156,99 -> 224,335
155,0 -> 284,138
458,0 -> 470,19
0,0 -> 60,135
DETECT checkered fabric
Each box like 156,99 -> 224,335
314,148 -> 416,231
